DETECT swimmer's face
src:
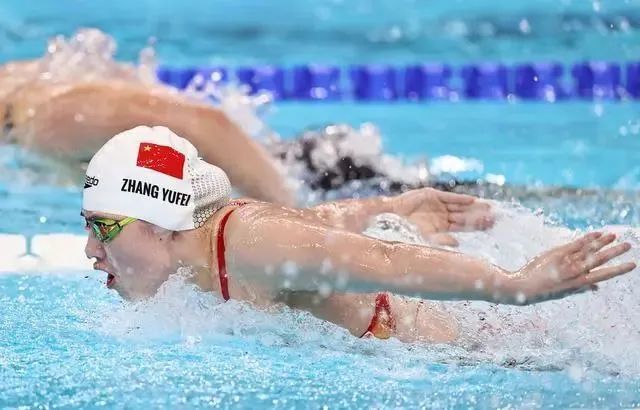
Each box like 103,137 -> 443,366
83,210 -> 174,301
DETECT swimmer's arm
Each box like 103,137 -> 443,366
227,209 -> 508,301
226,207 -> 635,305
304,188 -> 493,236
303,195 -> 395,232
163,100 -> 295,206
33,81 -> 295,205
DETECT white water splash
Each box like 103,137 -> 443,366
429,155 -> 484,175
37,28 -> 157,84
93,267 -> 358,348
183,74 -> 277,141
436,204 -> 639,376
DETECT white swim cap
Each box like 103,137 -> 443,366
82,126 -> 231,231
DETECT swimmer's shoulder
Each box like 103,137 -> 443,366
211,198 -> 305,253
225,199 -> 303,226
207,198 -> 289,234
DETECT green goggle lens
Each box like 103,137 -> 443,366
89,217 -> 137,243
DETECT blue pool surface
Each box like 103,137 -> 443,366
1,0 -> 640,65
2,275 -> 640,409
1,0 -> 640,408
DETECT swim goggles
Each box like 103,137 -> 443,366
85,216 -> 137,243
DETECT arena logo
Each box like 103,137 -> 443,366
84,175 -> 100,189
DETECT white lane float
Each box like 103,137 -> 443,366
0,233 -> 92,273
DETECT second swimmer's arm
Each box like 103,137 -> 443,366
304,195 -> 395,232
162,100 -> 295,206
36,81 -> 295,205
302,188 -> 494,235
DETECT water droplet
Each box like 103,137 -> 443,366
264,265 -> 274,276
592,104 -> 604,117
619,126 -> 628,136
592,0 -> 601,12
519,19 -> 531,34
318,283 -> 332,298
282,261 -> 298,277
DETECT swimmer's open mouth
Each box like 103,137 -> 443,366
94,262 -> 116,288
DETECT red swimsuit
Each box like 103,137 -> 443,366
215,203 -> 396,340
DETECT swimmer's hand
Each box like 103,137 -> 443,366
393,188 -> 494,247
505,232 -> 636,304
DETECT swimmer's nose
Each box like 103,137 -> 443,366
85,233 -> 106,261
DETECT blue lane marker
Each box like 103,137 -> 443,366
157,61 -> 640,102
236,65 -> 286,100
291,65 -> 341,100
514,62 -> 567,101
628,62 -> 640,98
572,62 -> 622,100
404,64 -> 454,100
350,65 -> 398,101
157,67 -> 197,89
197,67 -> 228,84
462,63 -> 509,99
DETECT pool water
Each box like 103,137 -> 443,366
1,0 -> 640,64
2,205 -> 640,408
3,274 -> 637,409
1,1 -> 640,408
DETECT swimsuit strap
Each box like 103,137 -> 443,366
215,200 -> 252,301
360,292 -> 396,339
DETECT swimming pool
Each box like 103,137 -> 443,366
2,1 -> 640,408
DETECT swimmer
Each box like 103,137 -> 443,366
82,126 -> 636,343
0,31 -> 294,205
0,29 -> 485,205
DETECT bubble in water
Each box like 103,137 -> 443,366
318,283 -> 333,298
592,104 -> 604,117
592,0 -> 601,12
320,258 -> 333,275
619,126 -> 628,136
282,261 -> 299,278
264,265 -> 275,276
568,361 -> 586,381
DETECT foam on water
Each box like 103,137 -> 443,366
38,28 -> 157,85
371,204 -> 640,377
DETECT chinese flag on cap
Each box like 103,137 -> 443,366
136,142 -> 185,179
